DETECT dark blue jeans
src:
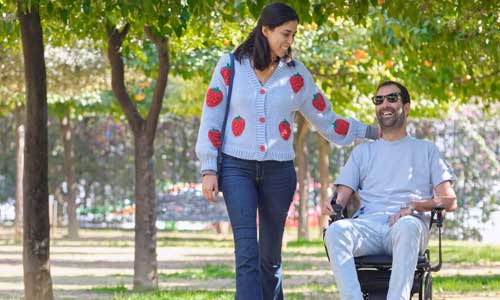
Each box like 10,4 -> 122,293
220,153 -> 297,300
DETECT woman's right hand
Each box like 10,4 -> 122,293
202,174 -> 219,202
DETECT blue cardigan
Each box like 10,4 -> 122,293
196,54 -> 375,172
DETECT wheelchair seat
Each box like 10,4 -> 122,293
355,254 -> 428,268
324,193 -> 445,300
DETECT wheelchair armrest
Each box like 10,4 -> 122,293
430,206 -> 445,272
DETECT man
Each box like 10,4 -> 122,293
322,81 -> 457,300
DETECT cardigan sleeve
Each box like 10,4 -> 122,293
295,62 -> 370,145
195,54 -> 231,173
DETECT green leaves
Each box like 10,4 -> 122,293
2,0 -> 498,121
246,0 -> 266,19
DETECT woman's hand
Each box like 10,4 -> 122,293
202,174 -> 219,202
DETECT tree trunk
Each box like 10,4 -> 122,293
316,133 -> 329,237
17,1 -> 54,299
15,105 -> 25,242
295,114 -> 309,240
133,133 -> 158,289
59,109 -> 78,239
106,24 -> 168,290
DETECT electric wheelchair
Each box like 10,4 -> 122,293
323,193 -> 446,300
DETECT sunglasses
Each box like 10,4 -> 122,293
371,93 -> 401,105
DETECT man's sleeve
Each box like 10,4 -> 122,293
334,146 -> 362,192
429,144 -> 457,188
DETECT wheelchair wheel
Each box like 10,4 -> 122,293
424,272 -> 432,300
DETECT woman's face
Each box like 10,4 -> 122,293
262,20 -> 298,61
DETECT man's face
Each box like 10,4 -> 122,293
375,85 -> 410,130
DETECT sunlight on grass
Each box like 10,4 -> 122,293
434,275 -> 500,292
290,281 -> 338,293
427,242 -> 500,264
90,284 -> 128,293
110,290 -> 234,300
160,264 -> 234,279
287,240 -> 325,248
285,239 -> 500,264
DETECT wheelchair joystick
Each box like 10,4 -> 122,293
329,192 -> 345,225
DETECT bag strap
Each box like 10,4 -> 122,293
217,53 -> 235,167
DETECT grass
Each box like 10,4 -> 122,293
434,275 -> 500,292
290,281 -> 338,293
106,290 -> 311,300
157,237 -> 234,248
90,284 -> 128,293
160,264 -> 235,279
286,239 -> 500,264
427,242 -> 500,264
92,275 -> 500,300
3,227 -> 499,299
110,290 -> 235,300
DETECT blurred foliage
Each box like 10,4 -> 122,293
306,104 -> 500,241
0,113 -> 15,201
1,103 -> 498,239
0,0 -> 498,239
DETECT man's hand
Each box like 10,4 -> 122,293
202,174 -> 219,203
389,207 -> 414,226
322,200 -> 334,216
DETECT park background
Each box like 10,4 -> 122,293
0,0 -> 499,299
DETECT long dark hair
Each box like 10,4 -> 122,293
234,2 -> 299,70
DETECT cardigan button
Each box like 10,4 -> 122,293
259,145 -> 266,151
259,117 -> 265,123
259,89 -> 265,94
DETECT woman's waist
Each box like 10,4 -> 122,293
221,145 -> 295,163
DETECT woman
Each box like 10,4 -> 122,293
195,3 -> 378,299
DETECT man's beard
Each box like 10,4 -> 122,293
377,107 -> 406,130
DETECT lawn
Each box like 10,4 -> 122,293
90,232 -> 500,300
0,228 -> 498,300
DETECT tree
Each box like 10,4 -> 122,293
14,105 -> 24,242
46,44 -> 108,239
316,133 -> 329,236
294,114 -> 310,240
55,0 -> 223,290
0,40 -> 25,241
1,38 -> 109,240
17,0 -> 54,298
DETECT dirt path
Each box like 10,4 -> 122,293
0,229 -> 498,300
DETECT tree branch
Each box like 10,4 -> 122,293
454,69 -> 500,85
144,26 -> 169,143
105,22 -> 143,134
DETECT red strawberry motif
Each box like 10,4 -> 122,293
290,73 -> 304,93
232,116 -> 245,136
312,93 -> 326,111
208,128 -> 222,148
333,119 -> 349,135
279,119 -> 291,140
221,64 -> 231,86
206,87 -> 223,107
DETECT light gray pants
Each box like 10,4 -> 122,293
324,215 -> 429,300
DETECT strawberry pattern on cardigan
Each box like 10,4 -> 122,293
196,54 -> 372,173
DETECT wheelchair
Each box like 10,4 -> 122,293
323,193 -> 445,300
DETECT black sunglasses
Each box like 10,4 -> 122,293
371,93 -> 401,105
